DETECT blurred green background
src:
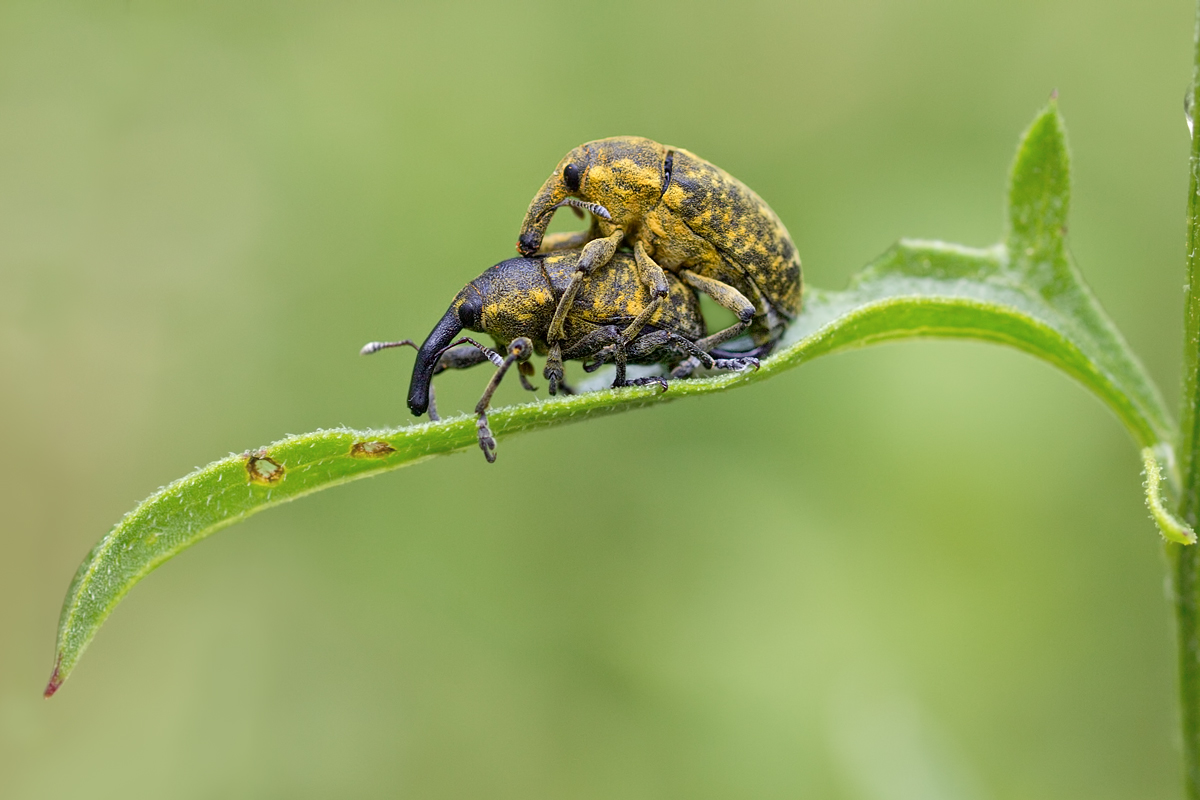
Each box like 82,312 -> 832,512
0,0 -> 1193,797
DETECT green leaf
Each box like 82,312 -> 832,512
1145,447 -> 1196,545
44,101 -> 1186,696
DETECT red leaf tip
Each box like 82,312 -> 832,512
43,657 -> 62,699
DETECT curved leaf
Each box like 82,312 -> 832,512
1145,447 -> 1196,545
44,101 -> 1185,696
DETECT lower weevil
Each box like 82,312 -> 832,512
363,248 -> 758,461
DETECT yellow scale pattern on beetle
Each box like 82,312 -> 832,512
518,136 -> 802,348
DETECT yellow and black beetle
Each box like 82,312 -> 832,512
516,136 -> 801,391
362,248 -> 758,462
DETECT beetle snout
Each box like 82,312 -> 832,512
517,232 -> 540,256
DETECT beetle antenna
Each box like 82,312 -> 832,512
549,198 -> 612,221
360,339 -> 417,356
440,337 -> 505,368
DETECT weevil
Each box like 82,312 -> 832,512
516,136 -> 802,391
362,249 -> 758,462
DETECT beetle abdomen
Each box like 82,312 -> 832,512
663,147 -> 802,323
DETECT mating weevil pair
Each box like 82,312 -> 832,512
363,136 -> 803,462
364,249 -> 762,462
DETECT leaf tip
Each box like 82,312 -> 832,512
1006,99 -> 1071,255
1019,100 -> 1067,157
43,656 -> 62,699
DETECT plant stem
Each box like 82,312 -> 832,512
1177,544 -> 1200,797
1175,2 -> 1200,796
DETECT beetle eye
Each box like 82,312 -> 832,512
562,163 -> 581,192
457,294 -> 483,330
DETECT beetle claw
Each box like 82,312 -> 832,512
712,357 -> 761,372
544,347 -> 565,394
621,375 -> 669,393
476,415 -> 497,463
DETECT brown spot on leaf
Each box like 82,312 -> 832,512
351,440 -> 396,458
245,451 -> 285,485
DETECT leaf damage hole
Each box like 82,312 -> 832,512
351,440 -> 396,458
245,451 -> 285,485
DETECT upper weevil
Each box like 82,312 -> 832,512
515,136 -> 802,391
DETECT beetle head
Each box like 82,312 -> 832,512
407,258 -> 557,416
517,137 -> 669,256
467,259 -> 558,341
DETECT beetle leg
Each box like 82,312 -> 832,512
580,329 -> 713,383
517,360 -> 538,392
429,340 -> 505,422
543,343 -> 565,395
712,357 -> 761,372
671,353 -> 759,379
559,325 -> 631,387
618,242 -> 669,342
433,343 -> 492,373
624,329 -> 715,369
709,340 -> 777,360
622,375 -> 669,392
536,214 -> 604,253
621,329 -> 713,383
538,229 -> 592,253
577,228 -> 624,272
425,384 -> 440,422
547,228 -> 624,343
671,358 -> 699,379
579,339 -> 624,372
474,337 -> 534,463
397,335 -> 526,458
610,334 -> 628,387
428,344 -> 501,420
679,270 -> 756,350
